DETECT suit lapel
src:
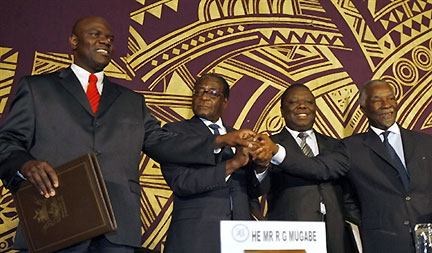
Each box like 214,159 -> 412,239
276,128 -> 303,154
58,68 -> 121,117
97,77 -> 121,116
187,116 -> 213,136
400,127 -> 420,185
58,68 -> 94,115
315,131 -> 331,154
363,130 -> 395,166
363,129 -> 410,190
188,116 -> 234,162
400,127 -> 415,169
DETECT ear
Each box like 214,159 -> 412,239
69,34 -> 78,50
222,97 -> 229,110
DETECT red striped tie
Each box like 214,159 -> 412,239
87,74 -> 100,114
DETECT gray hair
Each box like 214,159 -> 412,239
358,79 -> 392,107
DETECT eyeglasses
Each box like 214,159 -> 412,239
193,88 -> 221,99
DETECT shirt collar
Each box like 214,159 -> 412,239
285,126 -> 314,139
370,122 -> 400,137
70,64 -> 104,92
200,117 -> 223,129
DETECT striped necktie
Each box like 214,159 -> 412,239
298,132 -> 314,157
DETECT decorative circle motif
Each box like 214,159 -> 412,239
264,115 -> 285,135
393,59 -> 418,86
412,46 -> 432,71
381,75 -> 403,101
232,224 -> 250,242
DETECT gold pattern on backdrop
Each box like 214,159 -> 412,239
0,47 -> 18,115
1,0 -> 432,251
0,47 -> 19,252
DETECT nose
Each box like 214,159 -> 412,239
297,101 -> 307,109
98,35 -> 112,47
200,91 -> 212,100
381,99 -> 392,108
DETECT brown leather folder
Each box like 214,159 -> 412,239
13,153 -> 117,253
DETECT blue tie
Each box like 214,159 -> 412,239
208,124 -> 220,135
208,124 -> 233,161
382,131 -> 410,190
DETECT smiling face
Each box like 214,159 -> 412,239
361,81 -> 398,130
192,76 -> 228,123
69,16 -> 114,73
281,85 -> 316,132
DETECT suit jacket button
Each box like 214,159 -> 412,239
405,196 -> 411,201
95,150 -> 101,155
404,221 -> 410,225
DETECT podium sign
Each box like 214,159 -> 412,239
221,221 -> 326,253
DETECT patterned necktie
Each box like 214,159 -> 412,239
382,131 -> 410,190
208,124 -> 220,135
87,74 -> 100,114
298,132 -> 314,157
299,132 -> 324,216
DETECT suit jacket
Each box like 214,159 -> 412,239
161,116 -> 254,253
259,129 -> 356,253
279,127 -> 432,253
0,68 -> 217,248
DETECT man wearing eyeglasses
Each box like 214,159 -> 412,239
161,73 -> 271,253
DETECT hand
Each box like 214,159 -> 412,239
226,146 -> 249,176
215,129 -> 256,149
249,144 -> 272,172
21,160 -> 59,198
254,133 -> 279,156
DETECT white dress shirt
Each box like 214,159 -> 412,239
370,123 -> 407,168
271,127 -> 320,165
71,64 -> 104,94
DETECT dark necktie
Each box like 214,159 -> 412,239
208,124 -> 220,135
298,132 -> 314,157
382,131 -> 410,190
208,124 -> 233,161
87,74 -> 100,114
209,123 -> 234,219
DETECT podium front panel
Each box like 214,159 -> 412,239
221,220 -> 326,253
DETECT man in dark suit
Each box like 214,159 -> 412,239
161,73 -> 271,253
258,83 -> 357,253
0,16 -> 254,252
259,80 -> 432,253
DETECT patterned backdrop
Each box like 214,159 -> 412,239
1,0 -> 432,251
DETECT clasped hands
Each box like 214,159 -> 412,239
216,129 -> 279,175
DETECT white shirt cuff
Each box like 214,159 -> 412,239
271,144 -> 286,165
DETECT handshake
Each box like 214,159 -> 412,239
214,129 -> 279,175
